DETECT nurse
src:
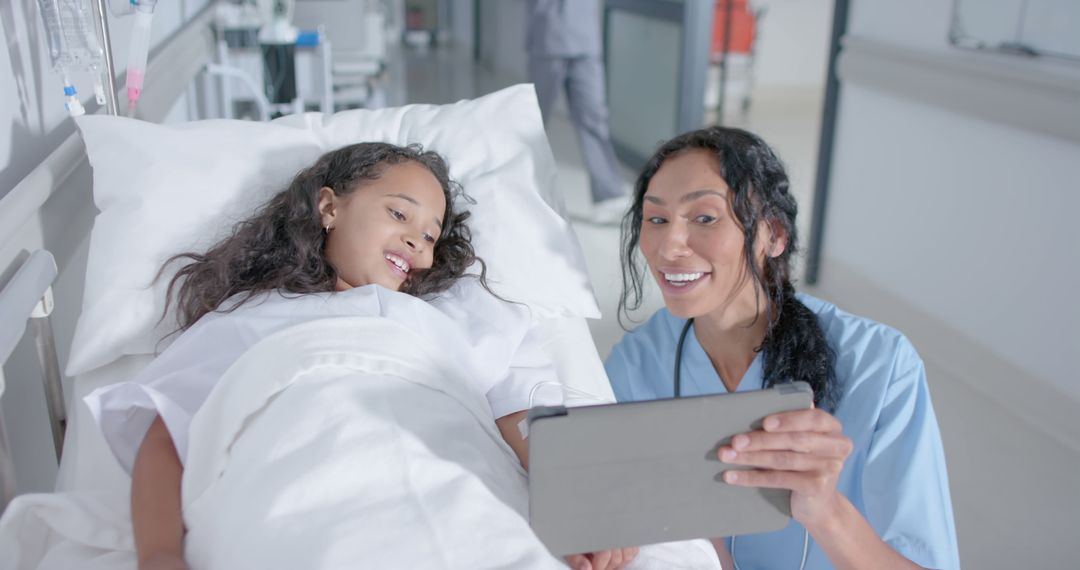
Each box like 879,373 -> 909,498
604,126 -> 960,570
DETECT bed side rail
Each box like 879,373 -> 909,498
0,250 -> 63,511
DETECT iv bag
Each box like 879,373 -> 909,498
37,0 -> 105,73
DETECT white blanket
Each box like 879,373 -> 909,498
0,317 -> 721,569
182,315 -> 554,568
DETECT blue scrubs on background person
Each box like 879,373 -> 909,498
605,294 -> 961,570
525,0 -> 625,206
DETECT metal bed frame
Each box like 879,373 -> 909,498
0,251 -> 61,511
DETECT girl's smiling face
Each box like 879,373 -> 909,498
319,161 -> 447,292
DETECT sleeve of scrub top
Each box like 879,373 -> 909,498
604,325 -> 668,403
860,345 -> 961,570
604,338 -> 638,402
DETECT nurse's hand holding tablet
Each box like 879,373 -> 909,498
719,408 -> 853,525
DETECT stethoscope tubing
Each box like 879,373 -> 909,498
673,317 -> 810,570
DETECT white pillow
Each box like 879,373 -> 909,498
68,84 -> 599,376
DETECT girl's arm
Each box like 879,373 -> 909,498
710,538 -> 735,569
131,416 -> 189,570
495,410 -> 530,470
495,411 -> 638,570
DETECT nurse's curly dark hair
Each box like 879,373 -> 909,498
618,127 -> 839,411
159,142 -> 489,331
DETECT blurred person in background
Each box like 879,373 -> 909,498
526,0 -> 629,225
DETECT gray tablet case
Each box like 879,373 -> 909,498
528,382 -> 814,556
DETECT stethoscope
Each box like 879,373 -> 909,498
673,318 -> 811,570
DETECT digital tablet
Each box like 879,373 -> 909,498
527,381 -> 814,556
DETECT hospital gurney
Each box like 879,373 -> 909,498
0,4 -> 720,568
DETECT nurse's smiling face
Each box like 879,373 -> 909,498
638,149 -> 780,321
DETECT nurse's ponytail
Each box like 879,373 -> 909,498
760,283 -> 838,412
619,127 -> 839,410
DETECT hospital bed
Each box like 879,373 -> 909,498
293,0 -> 390,109
0,3 -> 720,568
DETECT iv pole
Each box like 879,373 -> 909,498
90,0 -> 120,115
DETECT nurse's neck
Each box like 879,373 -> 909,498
694,299 -> 769,393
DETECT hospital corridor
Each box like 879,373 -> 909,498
1,1 -> 1078,569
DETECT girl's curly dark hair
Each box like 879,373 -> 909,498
160,142 -> 488,331
618,126 -> 839,411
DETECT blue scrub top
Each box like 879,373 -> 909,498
605,294 -> 960,570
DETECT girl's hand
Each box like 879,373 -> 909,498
565,547 -> 639,570
717,408 -> 853,528
139,551 -> 189,570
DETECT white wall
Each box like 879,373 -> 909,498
848,0 -> 951,55
813,0 -> 1080,567
1,0 -> 212,494
752,0 -> 832,89
828,0 -> 1080,408
827,88 -> 1080,399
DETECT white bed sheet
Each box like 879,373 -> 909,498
0,316 -> 629,570
56,354 -> 151,496
0,316 -> 723,570
53,315 -> 614,497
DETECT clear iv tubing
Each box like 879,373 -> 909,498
530,381 -> 605,408
62,75 -> 86,116
518,381 -> 608,439
125,0 -> 156,117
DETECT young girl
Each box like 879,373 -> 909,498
85,142 -> 575,570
